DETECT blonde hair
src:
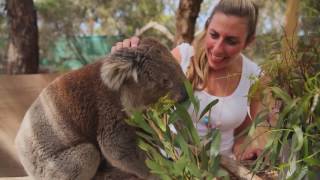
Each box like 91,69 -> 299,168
187,0 -> 259,90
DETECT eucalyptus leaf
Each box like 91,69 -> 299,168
184,80 -> 199,113
199,99 -> 219,120
304,156 -> 320,167
208,155 -> 220,175
172,157 -> 188,175
151,110 -> 166,132
129,111 -> 153,134
176,103 -> 200,146
292,125 -> 304,152
209,130 -> 221,158
174,133 -> 190,159
270,86 -> 292,104
216,168 -> 229,179
186,163 -> 202,177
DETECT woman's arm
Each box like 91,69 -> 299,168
233,76 -> 277,160
233,98 -> 266,160
171,46 -> 182,64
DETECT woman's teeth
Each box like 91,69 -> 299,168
208,51 -> 226,63
211,54 -> 224,62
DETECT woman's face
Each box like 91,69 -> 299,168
205,12 -> 251,71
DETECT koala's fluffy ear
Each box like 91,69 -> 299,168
100,54 -> 138,90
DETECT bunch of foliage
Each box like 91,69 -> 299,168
251,35 -> 320,179
126,81 -> 230,180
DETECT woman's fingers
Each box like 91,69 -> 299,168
130,36 -> 139,47
111,46 -> 116,53
241,148 -> 263,160
111,36 -> 140,54
123,38 -> 131,47
116,42 -> 123,50
111,42 -> 123,53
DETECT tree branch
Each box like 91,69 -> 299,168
135,21 -> 174,42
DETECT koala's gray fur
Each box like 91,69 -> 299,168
15,38 -> 187,180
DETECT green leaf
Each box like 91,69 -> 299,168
200,145 -> 209,170
303,136 -> 309,158
186,163 -> 202,177
208,155 -> 220,175
146,159 -> 166,175
128,111 -> 153,134
199,99 -> 219,120
138,140 -> 169,165
171,157 -> 188,175
248,122 -> 256,137
209,130 -> 221,158
216,168 -> 229,178
201,170 -> 215,179
176,103 -> 200,146
235,109 -> 268,139
304,157 -> 320,167
292,125 -> 304,152
162,141 -> 176,158
277,99 -> 298,125
184,80 -> 199,114
270,86 -> 292,104
174,133 -> 190,158
150,110 -> 166,132
138,139 -> 155,154
168,110 -> 180,124
136,131 -> 154,144
287,165 -> 308,180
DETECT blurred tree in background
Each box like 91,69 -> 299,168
5,0 -> 39,74
174,0 -> 202,45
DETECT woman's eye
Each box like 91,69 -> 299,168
226,38 -> 238,45
210,32 -> 219,39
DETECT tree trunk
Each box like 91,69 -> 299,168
6,0 -> 39,74
174,0 -> 203,46
282,0 -> 299,64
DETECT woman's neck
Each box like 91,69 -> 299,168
208,55 -> 242,79
205,56 -> 243,97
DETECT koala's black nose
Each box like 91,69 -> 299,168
177,86 -> 188,103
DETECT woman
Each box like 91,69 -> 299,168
113,0 -> 263,160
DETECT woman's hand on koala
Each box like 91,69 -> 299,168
111,36 -> 140,53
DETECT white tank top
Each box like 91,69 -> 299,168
178,43 -> 261,156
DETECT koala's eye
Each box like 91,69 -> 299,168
161,77 -> 173,88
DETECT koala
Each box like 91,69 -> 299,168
15,38 -> 187,180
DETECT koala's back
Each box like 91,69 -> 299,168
16,61 -> 121,154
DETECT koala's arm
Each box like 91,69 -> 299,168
96,117 -> 154,179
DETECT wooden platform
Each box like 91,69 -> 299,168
0,74 -> 59,177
